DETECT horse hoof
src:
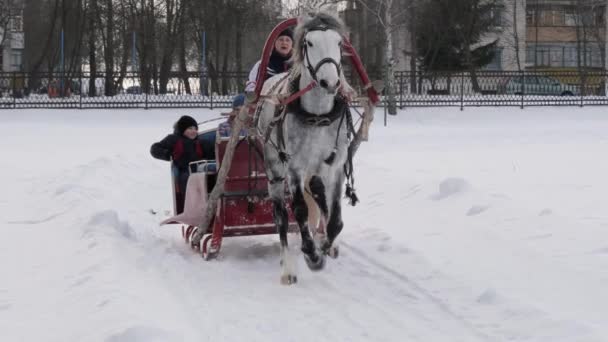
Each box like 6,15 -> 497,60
280,274 -> 298,285
304,253 -> 326,271
327,246 -> 339,259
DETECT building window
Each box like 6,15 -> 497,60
526,9 -> 536,26
552,10 -> 565,26
540,9 -> 553,26
565,10 -> 577,26
484,47 -> 503,70
595,9 -> 605,26
526,43 -> 603,68
10,50 -> 22,70
539,8 -> 569,26
8,16 -> 23,32
488,7 -> 503,27
564,46 -> 578,67
527,6 -> 605,27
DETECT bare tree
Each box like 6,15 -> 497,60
502,0 -> 525,71
0,0 -> 12,48
17,0 -> 289,96
586,1 -> 606,70
353,0 -> 409,114
284,0 -> 341,16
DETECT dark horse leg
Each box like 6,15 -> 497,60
309,175 -> 329,219
321,173 -> 344,257
267,163 -> 298,284
291,173 -> 325,271
270,180 -> 297,285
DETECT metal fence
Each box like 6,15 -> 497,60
393,70 -> 608,108
1,70 -> 607,109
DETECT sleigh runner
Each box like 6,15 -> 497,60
161,14 -> 380,279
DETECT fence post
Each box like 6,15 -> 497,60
201,72 -> 206,108
210,90 -> 213,110
605,71 -> 608,105
580,69 -> 585,108
384,103 -> 387,127
460,72 -> 465,111
520,70 -> 525,109
79,70 -> 83,109
12,72 -> 16,109
399,72 -> 404,109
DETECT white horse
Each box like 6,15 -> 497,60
256,13 -> 356,285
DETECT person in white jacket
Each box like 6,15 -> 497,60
245,28 -> 294,93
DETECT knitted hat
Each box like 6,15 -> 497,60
232,94 -> 246,109
278,28 -> 294,41
175,115 -> 198,134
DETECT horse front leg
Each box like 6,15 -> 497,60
269,180 -> 297,285
291,174 -> 325,271
321,176 -> 344,259
307,175 -> 329,238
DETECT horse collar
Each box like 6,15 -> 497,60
287,76 -> 347,127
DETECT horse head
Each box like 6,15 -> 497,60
293,13 -> 346,95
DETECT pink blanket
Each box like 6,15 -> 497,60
161,173 -> 208,227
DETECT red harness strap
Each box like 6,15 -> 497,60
280,80 -> 318,106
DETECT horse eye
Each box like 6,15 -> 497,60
307,41 -> 313,48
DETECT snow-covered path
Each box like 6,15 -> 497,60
1,107 -> 607,341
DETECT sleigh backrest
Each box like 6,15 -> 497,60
216,136 -> 268,195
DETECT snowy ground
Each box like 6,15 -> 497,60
1,106 -> 608,342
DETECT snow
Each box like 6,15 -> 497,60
1,106 -> 608,341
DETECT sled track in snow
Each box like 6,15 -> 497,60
340,242 -> 492,341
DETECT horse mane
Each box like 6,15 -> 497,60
292,12 -> 347,64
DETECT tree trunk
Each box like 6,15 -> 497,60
179,34 -> 191,95
383,0 -> 397,114
159,53 -> 172,94
235,10 -> 243,90
208,60 -> 219,95
464,39 -> 480,93
221,36 -> 229,95
409,4 -> 417,94
88,0 -> 97,96
29,0 -> 60,89
159,0 -> 178,94
534,2 -> 539,70
513,0 -> 522,71
104,0 -> 114,96
115,28 -> 130,93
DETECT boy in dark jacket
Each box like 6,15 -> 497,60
151,115 -> 204,214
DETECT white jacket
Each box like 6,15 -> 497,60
245,61 -> 261,92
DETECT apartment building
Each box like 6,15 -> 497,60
0,0 -> 24,72
340,0 -> 607,71
526,0 -> 606,69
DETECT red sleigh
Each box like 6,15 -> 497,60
163,18 -> 379,259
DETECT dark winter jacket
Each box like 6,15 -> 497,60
245,51 -> 293,92
150,132 -> 204,171
267,50 -> 292,78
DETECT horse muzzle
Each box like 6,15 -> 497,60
319,78 -> 341,95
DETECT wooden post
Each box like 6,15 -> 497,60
190,104 -> 251,246
349,97 -> 375,157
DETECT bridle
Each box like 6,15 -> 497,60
301,26 -> 343,84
